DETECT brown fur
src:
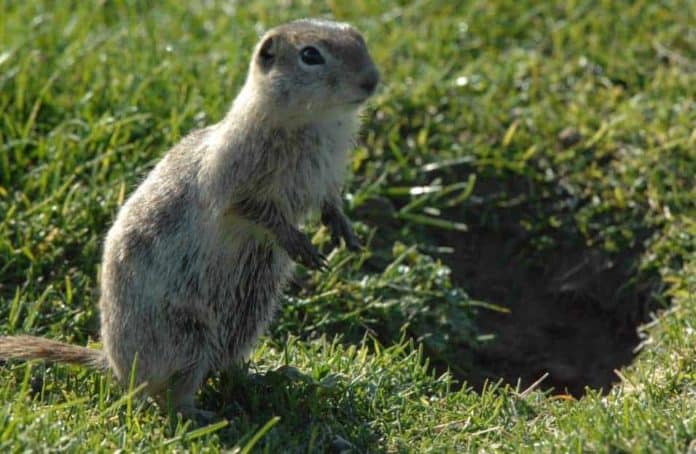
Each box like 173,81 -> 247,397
0,336 -> 107,369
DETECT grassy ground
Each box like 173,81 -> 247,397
1,0 -> 695,451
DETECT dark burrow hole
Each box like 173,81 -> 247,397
433,175 -> 662,397
359,167 -> 664,398
435,222 -> 658,397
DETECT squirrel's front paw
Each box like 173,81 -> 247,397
338,222 -> 361,252
281,229 -> 328,271
322,206 -> 361,252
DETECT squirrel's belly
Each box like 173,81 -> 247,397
205,236 -> 293,368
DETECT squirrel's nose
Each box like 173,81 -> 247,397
359,69 -> 379,95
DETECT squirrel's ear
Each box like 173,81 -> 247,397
257,35 -> 276,70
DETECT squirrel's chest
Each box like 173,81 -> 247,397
273,125 -> 352,216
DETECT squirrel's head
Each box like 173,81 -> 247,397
242,19 -> 379,126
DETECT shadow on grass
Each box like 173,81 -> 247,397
198,365 -> 380,452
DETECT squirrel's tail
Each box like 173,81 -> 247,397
0,335 -> 109,371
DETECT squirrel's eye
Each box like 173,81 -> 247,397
300,46 -> 325,65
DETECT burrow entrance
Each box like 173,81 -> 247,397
436,225 -> 657,397
366,167 -> 663,397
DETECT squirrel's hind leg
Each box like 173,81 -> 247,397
157,362 -> 219,425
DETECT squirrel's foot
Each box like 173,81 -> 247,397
176,404 -> 221,426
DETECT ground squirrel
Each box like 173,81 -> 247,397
0,18 -> 379,421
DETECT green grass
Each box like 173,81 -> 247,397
1,0 -> 695,451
